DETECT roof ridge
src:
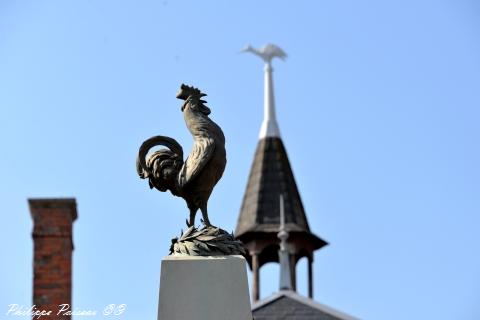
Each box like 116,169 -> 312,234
252,290 -> 360,320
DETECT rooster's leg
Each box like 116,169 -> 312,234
200,205 -> 211,227
187,207 -> 197,227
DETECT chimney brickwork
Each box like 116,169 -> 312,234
29,198 -> 77,319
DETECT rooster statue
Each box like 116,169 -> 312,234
136,84 -> 226,228
136,84 -> 244,256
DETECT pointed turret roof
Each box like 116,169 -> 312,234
235,136 -> 326,249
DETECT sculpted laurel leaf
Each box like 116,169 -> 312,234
169,226 -> 245,256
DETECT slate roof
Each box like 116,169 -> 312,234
252,291 -> 359,320
235,137 -> 326,250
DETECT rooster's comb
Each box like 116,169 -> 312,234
176,84 -> 207,100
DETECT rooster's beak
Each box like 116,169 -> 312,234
176,89 -> 188,100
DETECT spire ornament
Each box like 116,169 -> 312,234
278,194 -> 293,291
242,43 -> 287,138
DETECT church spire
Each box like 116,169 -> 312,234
236,44 -> 327,302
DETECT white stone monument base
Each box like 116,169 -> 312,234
158,255 -> 252,320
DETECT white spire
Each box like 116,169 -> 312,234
278,194 -> 293,291
259,63 -> 280,138
242,43 -> 287,139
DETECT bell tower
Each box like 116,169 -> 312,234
235,44 -> 327,302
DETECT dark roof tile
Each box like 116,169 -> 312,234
235,137 -> 324,250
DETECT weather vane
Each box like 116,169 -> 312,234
242,43 -> 287,138
241,43 -> 287,65
136,84 -> 245,256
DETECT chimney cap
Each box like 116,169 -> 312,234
28,198 -> 77,220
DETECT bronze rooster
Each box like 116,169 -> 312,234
136,84 -> 226,228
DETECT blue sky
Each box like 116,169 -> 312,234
1,0 -> 479,319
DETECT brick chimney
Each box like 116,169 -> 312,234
29,198 -> 77,319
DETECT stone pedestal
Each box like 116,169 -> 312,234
158,255 -> 252,320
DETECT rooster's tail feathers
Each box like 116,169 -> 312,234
136,135 -> 184,179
